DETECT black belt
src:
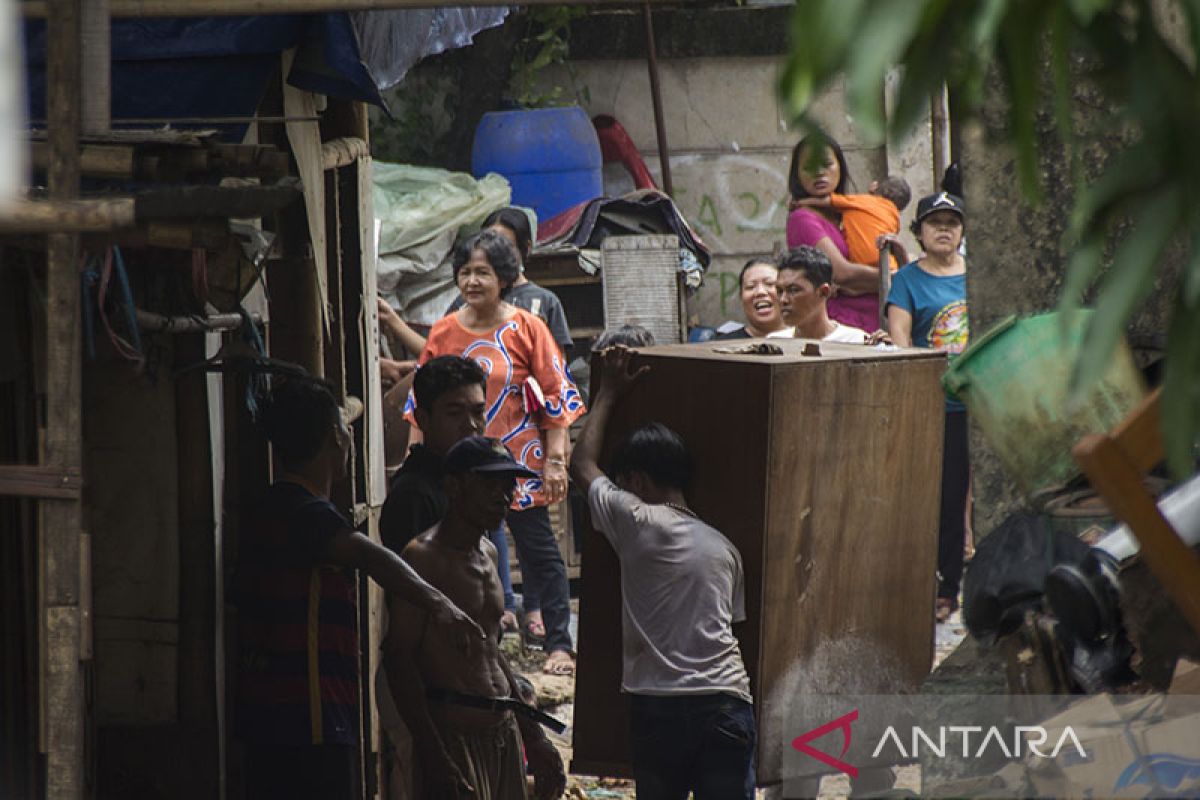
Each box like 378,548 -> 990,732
426,687 -> 567,735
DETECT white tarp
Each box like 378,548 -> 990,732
372,162 -> 509,325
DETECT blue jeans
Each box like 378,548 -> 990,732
630,693 -> 756,800
487,526 -> 517,611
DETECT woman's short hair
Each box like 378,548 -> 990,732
788,133 -> 851,200
611,422 -> 693,490
738,257 -> 777,289
452,229 -> 522,291
482,207 -> 534,261
256,377 -> 340,467
776,245 -> 833,288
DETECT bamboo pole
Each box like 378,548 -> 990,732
0,198 -> 135,233
29,142 -> 134,178
23,0 -> 666,17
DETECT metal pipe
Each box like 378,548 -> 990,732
136,309 -> 261,333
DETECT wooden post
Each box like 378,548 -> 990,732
176,334 -> 219,795
43,0 -> 85,796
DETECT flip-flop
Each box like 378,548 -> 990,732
542,650 -> 575,676
500,610 -> 519,634
522,616 -> 546,648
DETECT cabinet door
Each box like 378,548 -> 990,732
572,354 -> 771,777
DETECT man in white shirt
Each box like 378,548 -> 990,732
777,245 -> 873,343
569,347 -> 756,800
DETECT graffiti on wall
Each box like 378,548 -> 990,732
661,152 -> 792,315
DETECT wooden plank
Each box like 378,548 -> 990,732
44,605 -> 83,798
175,335 -> 217,754
0,465 -> 82,499
1074,432 -> 1200,637
23,0 -> 672,16
30,142 -> 134,178
1109,387 -> 1164,474
757,357 -> 943,781
133,177 -> 302,220
42,2 -> 85,796
29,140 -> 289,181
572,352 -> 772,777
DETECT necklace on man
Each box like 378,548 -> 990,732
663,502 -> 696,518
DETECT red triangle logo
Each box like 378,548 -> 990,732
791,709 -> 859,777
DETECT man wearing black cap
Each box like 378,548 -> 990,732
383,436 -> 567,800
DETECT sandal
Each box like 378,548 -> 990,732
935,598 -> 957,624
500,610 -> 519,634
542,650 -> 576,676
522,615 -> 546,648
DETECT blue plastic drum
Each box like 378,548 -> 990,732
472,106 -> 603,222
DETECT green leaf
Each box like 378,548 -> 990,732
1067,141 -> 1163,242
1060,231 -> 1106,312
1178,0 -> 1200,77
1048,6 -> 1080,187
1184,226 -> 1200,307
1066,0 -> 1113,25
779,0 -> 865,118
1070,186 -> 1183,400
843,0 -> 927,141
970,0 -> 1010,50
1162,281 -> 1200,478
997,2 -> 1050,201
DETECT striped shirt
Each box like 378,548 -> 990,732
236,481 -> 359,746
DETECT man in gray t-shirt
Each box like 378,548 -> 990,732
570,346 -> 756,800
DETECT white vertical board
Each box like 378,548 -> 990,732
600,235 -> 684,345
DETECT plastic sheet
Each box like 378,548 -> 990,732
373,162 -> 510,326
351,7 -> 510,94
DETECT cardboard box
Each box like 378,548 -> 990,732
1029,694 -> 1200,798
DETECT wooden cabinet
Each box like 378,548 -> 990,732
570,338 -> 947,784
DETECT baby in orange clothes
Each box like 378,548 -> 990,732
793,175 -> 912,271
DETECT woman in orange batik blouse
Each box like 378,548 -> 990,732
410,228 -> 585,675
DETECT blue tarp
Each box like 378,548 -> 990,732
24,8 -> 508,140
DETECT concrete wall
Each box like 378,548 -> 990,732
534,58 -> 937,328
962,70 -> 1181,537
370,5 -> 943,330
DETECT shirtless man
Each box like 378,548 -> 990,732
383,436 -> 567,800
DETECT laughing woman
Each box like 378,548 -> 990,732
716,258 -> 792,339
412,228 -> 585,674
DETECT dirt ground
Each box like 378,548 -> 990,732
507,602 -> 969,799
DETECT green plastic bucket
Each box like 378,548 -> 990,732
943,311 -> 1146,495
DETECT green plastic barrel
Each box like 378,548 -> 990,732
943,311 -> 1146,495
